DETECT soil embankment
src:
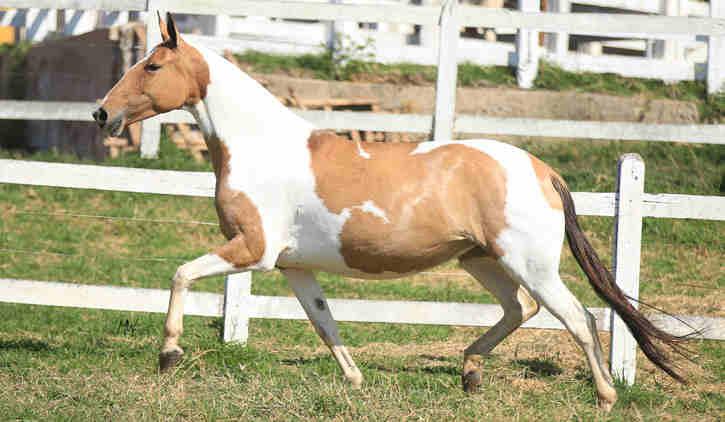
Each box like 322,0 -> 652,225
254,72 -> 700,124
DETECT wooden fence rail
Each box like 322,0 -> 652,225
1,156 -> 724,385
3,0 -> 724,36
0,100 -> 723,145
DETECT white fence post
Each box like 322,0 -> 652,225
516,0 -> 540,89
708,0 -> 725,94
140,6 -> 163,158
544,0 -> 569,58
609,153 -> 645,385
654,0 -> 687,60
223,272 -> 252,344
432,0 -> 459,141
215,14 -> 232,39
326,0 -> 341,55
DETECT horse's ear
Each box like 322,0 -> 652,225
157,11 -> 171,43
165,12 -> 179,49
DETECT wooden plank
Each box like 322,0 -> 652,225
295,109 -> 433,133
150,0 -> 725,36
0,279 -> 223,317
1,101 -> 722,145
1,279 -> 722,339
0,100 -> 194,123
3,159 -> 721,221
453,115 -> 725,144
154,0 -> 441,25
609,154 -> 645,385
0,159 -> 215,197
642,193 -> 725,220
457,8 -> 725,36
223,272 -> 252,344
432,0 -> 459,141
0,100 -> 95,121
571,192 -> 615,217
4,0 -> 725,36
245,294 -> 586,330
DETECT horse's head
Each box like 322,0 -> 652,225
93,13 -> 209,135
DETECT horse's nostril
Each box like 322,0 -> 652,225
93,107 -> 108,127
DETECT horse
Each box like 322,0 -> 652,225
94,13 -> 689,411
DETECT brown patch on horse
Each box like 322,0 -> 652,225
308,132 -> 508,274
209,139 -> 265,267
529,154 -> 563,210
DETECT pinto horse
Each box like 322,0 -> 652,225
94,13 -> 688,411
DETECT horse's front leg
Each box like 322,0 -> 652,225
160,235 -> 261,371
282,269 -> 363,387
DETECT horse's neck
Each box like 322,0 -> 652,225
187,42 -> 314,165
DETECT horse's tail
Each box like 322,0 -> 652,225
551,177 -> 692,383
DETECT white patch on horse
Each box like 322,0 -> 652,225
351,200 -> 390,223
355,140 -> 371,159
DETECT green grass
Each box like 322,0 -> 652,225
0,138 -> 723,420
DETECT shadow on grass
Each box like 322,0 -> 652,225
280,356 -> 329,366
279,353 -> 563,379
0,338 -> 52,352
512,358 -> 563,378
280,354 -> 461,376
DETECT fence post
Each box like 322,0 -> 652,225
516,0 -> 540,89
140,6 -> 163,158
215,14 -> 232,39
708,0 -> 725,94
543,0 -> 569,58
609,154 -> 645,385
326,0 -> 341,57
223,272 -> 252,344
432,0 -> 459,141
653,0 -> 686,60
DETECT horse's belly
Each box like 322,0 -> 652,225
276,205 -> 473,279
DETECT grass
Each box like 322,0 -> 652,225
0,136 -> 722,420
234,50 -> 725,123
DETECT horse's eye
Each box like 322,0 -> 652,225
145,63 -> 162,72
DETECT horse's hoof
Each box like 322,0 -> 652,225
462,368 -> 482,393
598,388 -> 617,413
346,371 -> 364,389
159,347 -> 184,372
598,399 -> 614,413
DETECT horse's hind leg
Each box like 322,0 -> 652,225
282,269 -> 363,387
500,255 -> 617,411
459,254 -> 540,392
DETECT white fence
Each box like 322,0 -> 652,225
3,0 -> 724,91
4,0 -> 723,156
1,155 -> 724,385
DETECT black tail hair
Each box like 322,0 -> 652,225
551,177 -> 694,383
